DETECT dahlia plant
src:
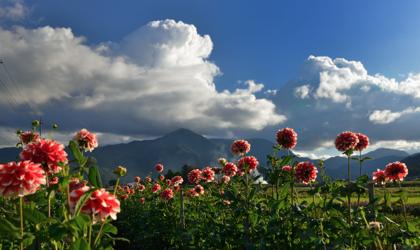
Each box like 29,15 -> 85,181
0,121 -> 123,249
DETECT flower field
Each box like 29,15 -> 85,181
0,122 -> 419,249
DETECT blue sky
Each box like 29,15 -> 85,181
25,0 -> 420,89
1,0 -> 420,158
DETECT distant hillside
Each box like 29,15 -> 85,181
401,153 -> 420,180
323,148 -> 410,179
0,129 -> 418,182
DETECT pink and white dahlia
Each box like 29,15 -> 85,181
171,176 -> 184,187
335,131 -> 359,152
201,167 -> 215,182
238,156 -> 259,174
384,162 -> 408,182
20,139 -> 68,174
231,140 -> 251,156
295,162 -> 318,184
222,162 -> 238,177
372,169 -> 386,185
0,161 -> 46,197
354,133 -> 369,151
19,131 -> 40,145
276,128 -> 298,149
188,169 -> 202,184
221,175 -> 231,184
73,128 -> 98,152
282,165 -> 292,172
155,163 -> 164,173
70,187 -> 120,222
152,183 -> 161,193
161,188 -> 174,200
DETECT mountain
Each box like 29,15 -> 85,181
401,153 -> 420,179
323,148 -> 410,179
0,129 -> 418,183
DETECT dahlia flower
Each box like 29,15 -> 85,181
161,188 -> 174,200
201,167 -> 215,182
335,131 -> 359,152
145,176 -> 152,183
222,162 -> 238,177
282,165 -> 292,172
134,176 -> 141,183
188,169 -> 202,184
221,175 -> 230,184
372,169 -> 386,185
0,161 -> 46,197
152,183 -> 161,193
231,140 -> 251,156
155,163 -> 164,173
238,156 -> 259,174
73,128 -> 98,152
139,197 -> 145,204
295,162 -> 318,184
138,184 -> 145,192
276,128 -> 298,149
171,176 -> 184,187
20,139 -> 68,174
189,185 -> 204,197
70,187 -> 120,222
384,161 -> 408,182
159,175 -> 165,181
49,176 -> 59,186
19,131 -> 40,145
354,133 -> 369,151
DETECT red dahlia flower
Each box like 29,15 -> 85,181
70,187 -> 120,222
0,161 -> 46,197
73,128 -> 98,152
171,176 -> 184,187
134,176 -> 141,183
222,162 -> 238,177
145,176 -> 152,183
238,156 -> 259,174
20,139 -> 68,174
335,131 -> 359,152
276,128 -> 298,149
138,184 -> 145,192
372,169 -> 386,185
295,162 -> 318,184
354,133 -> 369,151
161,188 -> 174,200
384,161 -> 408,182
201,167 -> 215,182
19,131 -> 40,145
188,169 -> 202,184
282,165 -> 292,172
221,175 -> 230,184
139,197 -> 145,204
152,183 -> 161,193
155,163 -> 164,173
231,140 -> 251,156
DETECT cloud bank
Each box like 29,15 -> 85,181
0,19 -> 285,144
269,55 -> 420,153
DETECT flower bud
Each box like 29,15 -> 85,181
113,165 -> 127,177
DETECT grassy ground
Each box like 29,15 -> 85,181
295,186 -> 420,206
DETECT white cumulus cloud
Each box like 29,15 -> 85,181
369,107 -> 420,124
0,19 -> 285,138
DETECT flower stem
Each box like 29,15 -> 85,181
93,221 -> 105,246
19,196 -> 24,250
357,151 -> 362,207
347,155 -> 351,224
113,177 -> 120,195
398,182 -> 409,229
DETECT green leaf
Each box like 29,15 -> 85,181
88,165 -> 103,188
23,206 -> 47,225
69,140 -> 87,166
69,239 -> 91,250
102,223 -> 118,235
0,218 -> 20,239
